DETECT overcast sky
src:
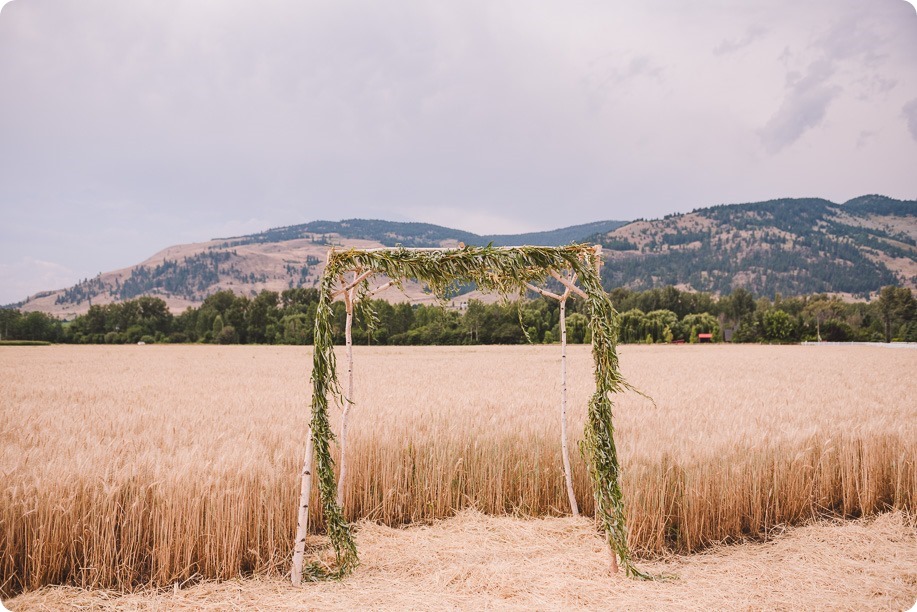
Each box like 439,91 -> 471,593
1,1 -> 916,304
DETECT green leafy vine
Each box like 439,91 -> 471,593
301,244 -> 647,580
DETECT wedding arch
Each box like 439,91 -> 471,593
291,244 -> 646,583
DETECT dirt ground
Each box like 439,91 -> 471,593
6,510 -> 915,611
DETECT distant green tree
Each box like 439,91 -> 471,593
174,307 -> 200,342
719,288 -> 756,325
202,290 -> 238,314
212,314 -> 224,338
0,309 -> 23,341
82,305 -> 108,335
679,312 -> 719,342
280,313 -> 312,345
902,321 -> 917,342
15,311 -> 63,342
124,325 -> 144,344
618,309 -> 647,344
224,299 -> 249,342
247,290 -> 279,344
518,297 -> 554,343
803,296 -> 844,341
820,319 -> 854,342
136,296 -> 172,336
566,313 -> 589,344
462,300 -> 486,343
281,288 -> 320,315
761,309 -> 796,343
389,302 -> 415,337
645,309 -> 678,343
875,286 -> 915,342
216,324 -> 238,344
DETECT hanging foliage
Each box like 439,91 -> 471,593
294,244 -> 648,580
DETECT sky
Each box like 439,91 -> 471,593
1,1 -> 916,304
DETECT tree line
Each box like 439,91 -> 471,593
1,285 -> 915,346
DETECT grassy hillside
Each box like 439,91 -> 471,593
215,218 -> 626,248
594,195 -> 916,297
13,195 -> 916,316
15,220 -> 625,316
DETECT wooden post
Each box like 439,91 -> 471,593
559,287 -> 579,516
335,275 -> 392,507
336,274 -> 356,506
291,427 -> 315,586
526,276 -> 579,516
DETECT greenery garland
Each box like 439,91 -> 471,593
301,244 -> 647,579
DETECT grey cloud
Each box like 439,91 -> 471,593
620,56 -> 665,82
714,24 -> 767,56
816,9 -> 886,65
0,0 -> 916,303
903,98 -> 917,141
864,75 -> 898,96
760,60 -> 842,153
582,53 -> 665,110
856,130 -> 875,149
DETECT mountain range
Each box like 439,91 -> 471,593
14,195 -> 916,317
593,195 -> 915,297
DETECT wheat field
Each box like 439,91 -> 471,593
8,511 -> 917,610
1,344 -> 915,599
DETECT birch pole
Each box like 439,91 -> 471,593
609,546 -> 619,575
336,276 -> 393,506
291,427 -> 315,586
526,276 -> 579,516
336,273 -> 356,506
558,285 -> 579,516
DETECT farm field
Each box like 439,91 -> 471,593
1,344 -> 916,609
7,511 -> 916,610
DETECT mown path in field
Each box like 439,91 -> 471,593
6,510 -> 915,611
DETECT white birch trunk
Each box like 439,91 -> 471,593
336,284 -> 355,506
291,428 -> 315,586
559,293 -> 579,516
